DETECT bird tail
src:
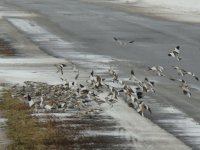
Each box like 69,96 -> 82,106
137,92 -> 143,99
147,67 -> 151,71
137,111 -> 144,117
150,81 -> 155,86
148,108 -> 152,114
195,76 -> 199,81
118,89 -> 124,93
169,78 -> 176,81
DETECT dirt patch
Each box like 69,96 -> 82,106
0,38 -> 15,56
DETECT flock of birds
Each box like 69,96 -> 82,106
17,39 -> 198,117
149,45 -> 198,97
168,46 -> 198,97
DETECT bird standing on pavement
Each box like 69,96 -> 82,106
55,63 -> 67,75
137,101 -> 152,117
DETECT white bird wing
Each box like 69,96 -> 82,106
173,48 -> 180,54
157,66 -> 164,72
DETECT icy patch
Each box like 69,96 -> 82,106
190,84 -> 200,91
151,101 -> 200,149
142,0 -> 200,13
8,18 -> 48,34
7,18 -> 121,74
110,0 -> 200,14
0,11 -> 37,19
105,0 -> 138,4
161,107 -> 182,114
0,69 -> 62,85
0,58 -> 66,65
65,53 -> 114,63
85,130 -> 125,137
31,113 -> 72,117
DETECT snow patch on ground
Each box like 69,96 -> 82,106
141,0 -> 200,13
105,0 -> 200,23
0,11 -> 36,18
150,100 -> 200,149
0,58 -> 66,65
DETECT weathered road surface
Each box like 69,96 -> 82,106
1,0 -> 200,149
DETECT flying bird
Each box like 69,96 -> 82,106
143,77 -> 155,93
181,84 -> 191,98
148,66 -> 165,76
168,46 -> 181,61
170,79 -> 191,97
172,66 -> 199,81
137,101 -> 152,117
186,72 -> 199,81
129,70 -> 140,83
113,37 -> 135,46
172,66 -> 185,76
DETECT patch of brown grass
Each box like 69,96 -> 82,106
0,91 -> 124,149
0,92 -> 78,150
0,39 -> 15,56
